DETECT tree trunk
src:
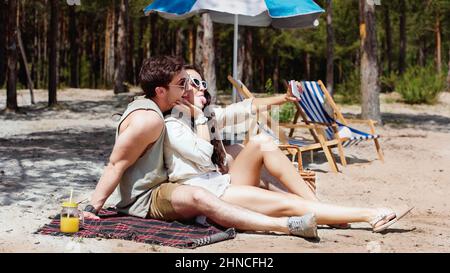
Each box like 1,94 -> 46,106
326,0 -> 334,95
137,16 -> 146,81
114,0 -> 128,94
150,13 -> 158,56
94,27 -> 101,88
32,7 -> 39,88
6,0 -> 18,111
175,27 -> 184,58
0,0 -> 6,87
78,14 -> 85,87
383,3 -> 392,74
41,4 -> 48,89
126,8 -> 134,85
170,28 -> 176,56
435,16 -> 441,73
104,1 -> 115,87
237,28 -> 245,81
68,6 -> 78,87
260,57 -> 265,90
17,29 -> 35,104
273,54 -> 279,92
195,20 -> 203,69
243,28 -> 254,91
195,14 -> 217,103
85,18 -> 94,87
58,6 -> 64,86
188,25 -> 195,64
48,0 -> 58,107
398,0 -> 406,75
305,52 -> 311,79
359,0 -> 381,123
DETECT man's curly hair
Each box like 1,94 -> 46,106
139,56 -> 184,98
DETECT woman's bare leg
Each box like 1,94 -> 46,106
228,134 -> 319,201
225,143 -> 289,192
221,184 -> 381,225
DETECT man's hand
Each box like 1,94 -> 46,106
82,211 -> 100,220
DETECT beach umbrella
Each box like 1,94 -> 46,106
144,0 -> 324,102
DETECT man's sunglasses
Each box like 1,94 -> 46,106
167,77 -> 190,91
189,75 -> 208,90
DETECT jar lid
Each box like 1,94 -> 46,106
62,202 -> 78,208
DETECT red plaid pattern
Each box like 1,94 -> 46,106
36,209 -> 236,249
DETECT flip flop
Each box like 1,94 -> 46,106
371,207 -> 414,233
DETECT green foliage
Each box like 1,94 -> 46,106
79,55 -> 90,89
8,0 -> 450,104
380,72 -> 398,93
264,78 -> 275,95
395,65 -> 445,104
334,69 -> 361,105
270,102 -> 296,123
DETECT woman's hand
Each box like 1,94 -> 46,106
284,81 -> 302,103
176,98 -> 204,119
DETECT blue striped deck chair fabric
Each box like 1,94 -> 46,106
228,75 -> 340,172
289,80 -> 384,162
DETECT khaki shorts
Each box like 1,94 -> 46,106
147,182 -> 182,221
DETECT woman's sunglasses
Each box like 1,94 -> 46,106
189,75 -> 208,90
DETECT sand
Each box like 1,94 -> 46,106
0,88 -> 449,253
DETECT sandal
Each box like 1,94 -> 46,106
370,207 -> 413,233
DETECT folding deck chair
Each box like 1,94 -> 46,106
288,80 -> 384,164
227,75 -> 342,173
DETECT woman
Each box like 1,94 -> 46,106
163,65 -> 413,235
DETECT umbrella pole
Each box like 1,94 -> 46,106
230,14 -> 239,144
232,14 -> 238,104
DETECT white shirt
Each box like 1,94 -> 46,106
164,98 -> 255,183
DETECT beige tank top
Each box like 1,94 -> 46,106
109,98 -> 168,218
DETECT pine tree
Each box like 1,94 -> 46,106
114,0 -> 128,94
359,0 -> 381,122
6,0 -> 19,111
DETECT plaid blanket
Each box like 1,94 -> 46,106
36,209 -> 236,249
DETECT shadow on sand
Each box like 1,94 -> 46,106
0,127 -> 115,206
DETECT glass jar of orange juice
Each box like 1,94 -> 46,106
60,202 -> 84,233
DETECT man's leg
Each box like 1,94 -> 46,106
170,185 -> 317,237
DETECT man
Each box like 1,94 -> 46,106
83,55 -> 317,238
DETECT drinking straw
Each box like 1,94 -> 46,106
68,188 -> 73,218
69,188 -> 73,203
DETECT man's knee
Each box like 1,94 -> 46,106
172,186 -> 216,212
190,187 -> 216,211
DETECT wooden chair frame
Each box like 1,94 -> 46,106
228,75 -> 342,173
287,79 -> 384,163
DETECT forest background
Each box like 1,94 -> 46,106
1,0 -> 449,121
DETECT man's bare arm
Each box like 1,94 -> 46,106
87,110 -> 164,217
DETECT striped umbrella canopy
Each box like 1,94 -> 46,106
144,0 -> 324,102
